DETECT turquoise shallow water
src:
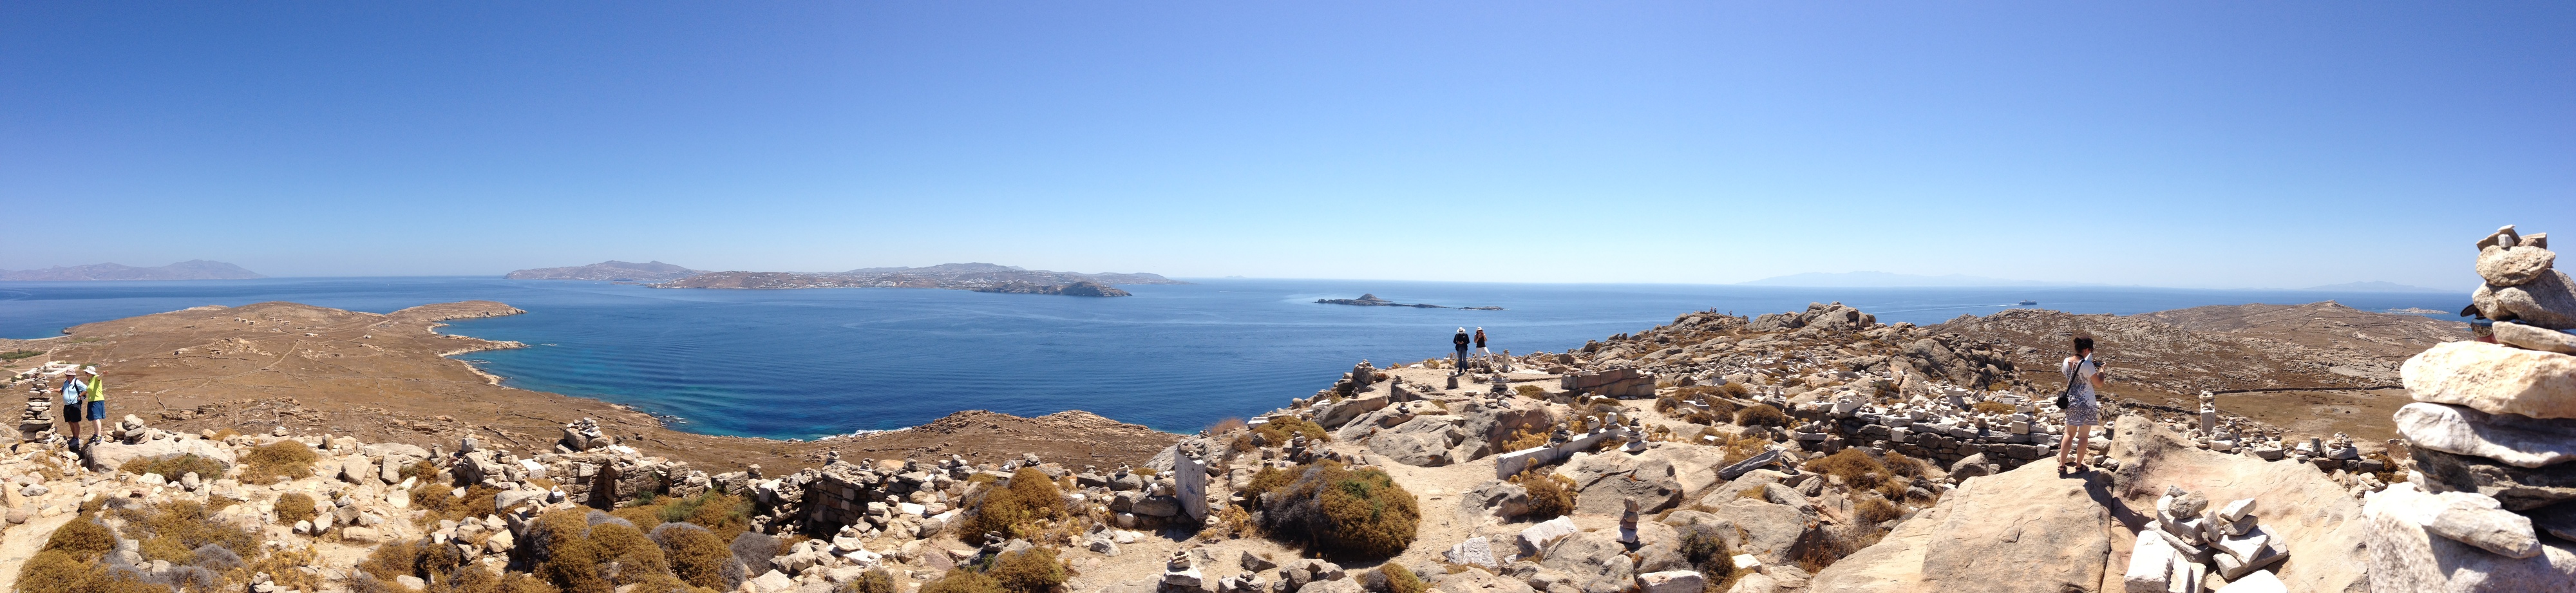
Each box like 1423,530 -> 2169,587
0,277 -> 2463,438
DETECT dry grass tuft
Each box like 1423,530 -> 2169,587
239,441 -> 319,484
1508,469 -> 1577,520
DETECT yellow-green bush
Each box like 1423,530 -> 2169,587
240,441 -> 319,484
276,492 -> 319,524
650,522 -> 737,590
413,484 -> 503,529
1806,449 -> 1888,492
1734,404 -> 1788,428
918,569 -> 1004,593
840,569 -> 897,593
1254,416 -> 1329,445
959,467 -> 1066,540
1378,564 -> 1426,593
115,499 -> 258,565
1240,466 -> 1298,500
987,547 -> 1065,593
41,518 -> 116,561
661,491 -> 751,538
1257,461 -> 1418,560
1508,470 -> 1577,520
14,551 -> 168,593
121,453 -> 228,482
1855,495 -> 1902,525
589,522 -> 672,585
1969,401 -> 2016,415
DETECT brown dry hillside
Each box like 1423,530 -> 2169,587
1932,301 -> 2464,444
0,301 -> 1177,471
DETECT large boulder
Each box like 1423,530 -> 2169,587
2365,483 -> 2576,592
2412,447 -> 2576,511
1314,395 -> 1390,430
2476,269 -> 2576,330
1539,531 -> 1637,593
87,437 -> 237,471
2395,402 -> 2576,468
1559,451 -> 1683,516
2402,341 -> 2576,420
1369,415 -> 1466,467
1457,480 -> 1530,522
1701,498 -> 1810,565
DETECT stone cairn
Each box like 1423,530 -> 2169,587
11,362 -> 77,442
2363,224 -> 2576,591
2124,486 -> 2287,592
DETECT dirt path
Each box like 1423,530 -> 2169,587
0,511 -> 78,592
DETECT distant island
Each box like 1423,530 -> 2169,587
0,259 -> 263,281
649,262 -> 1182,297
1315,293 -> 1502,310
506,260 -> 703,281
1739,270 -> 2070,287
2299,280 -> 2452,292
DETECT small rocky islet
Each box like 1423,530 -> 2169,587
0,227 -> 2568,592
1314,294 -> 1502,310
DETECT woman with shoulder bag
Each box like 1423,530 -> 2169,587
2056,334 -> 2107,472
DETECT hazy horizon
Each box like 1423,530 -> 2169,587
5,2 -> 2569,288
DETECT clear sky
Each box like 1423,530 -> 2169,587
3,2 -> 2568,288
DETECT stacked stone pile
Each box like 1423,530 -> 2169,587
2125,486 -> 2289,592
2365,224 -> 2576,591
1780,387 -> 2067,471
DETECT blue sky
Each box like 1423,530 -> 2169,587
3,2 -> 2568,288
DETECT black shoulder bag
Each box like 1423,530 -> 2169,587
2056,359 -> 2081,409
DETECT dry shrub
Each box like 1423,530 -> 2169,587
1718,435 -> 1773,467
987,547 -> 1066,593
1792,527 -> 1859,574
15,550 -> 168,593
1734,404 -> 1788,428
919,569 -> 1004,593
1855,495 -> 1902,525
1499,429 -> 1547,453
611,505 -> 664,530
1258,461 -> 1418,560
1254,416 -> 1329,445
1513,384 -> 1548,399
661,491 -> 751,538
357,539 -> 427,588
1883,453 -> 1931,480
122,454 -> 228,482
1509,470 -> 1577,520
1207,417 -> 1248,435
960,467 -> 1068,540
840,569 -> 898,593
41,517 -> 117,561
274,492 -> 319,524
116,499 -> 259,567
1242,466 -> 1298,500
1678,526 -> 1739,589
1806,449 -> 1888,492
248,545 -> 323,592
412,484 -> 503,529
587,522 -> 672,585
650,522 -> 739,590
1378,563 -> 1426,593
240,441 -> 319,484
1204,505 -> 1257,540
1969,401 -> 2017,415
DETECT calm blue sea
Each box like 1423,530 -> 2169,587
0,278 -> 2465,438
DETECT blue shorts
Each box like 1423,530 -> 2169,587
83,400 -> 105,421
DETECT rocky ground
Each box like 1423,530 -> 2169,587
0,281 -> 2514,593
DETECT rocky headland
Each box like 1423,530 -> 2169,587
1314,294 -> 1502,310
505,261 -> 705,282
0,229 -> 2560,593
0,260 -> 263,281
649,263 -> 1182,297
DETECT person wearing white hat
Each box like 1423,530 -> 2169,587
57,369 -> 87,446
1452,328 -> 1471,374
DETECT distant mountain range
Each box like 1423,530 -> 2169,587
1739,271 -> 2067,287
0,260 -> 264,281
647,262 -> 1185,297
2297,281 -> 2451,293
505,260 -> 703,281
